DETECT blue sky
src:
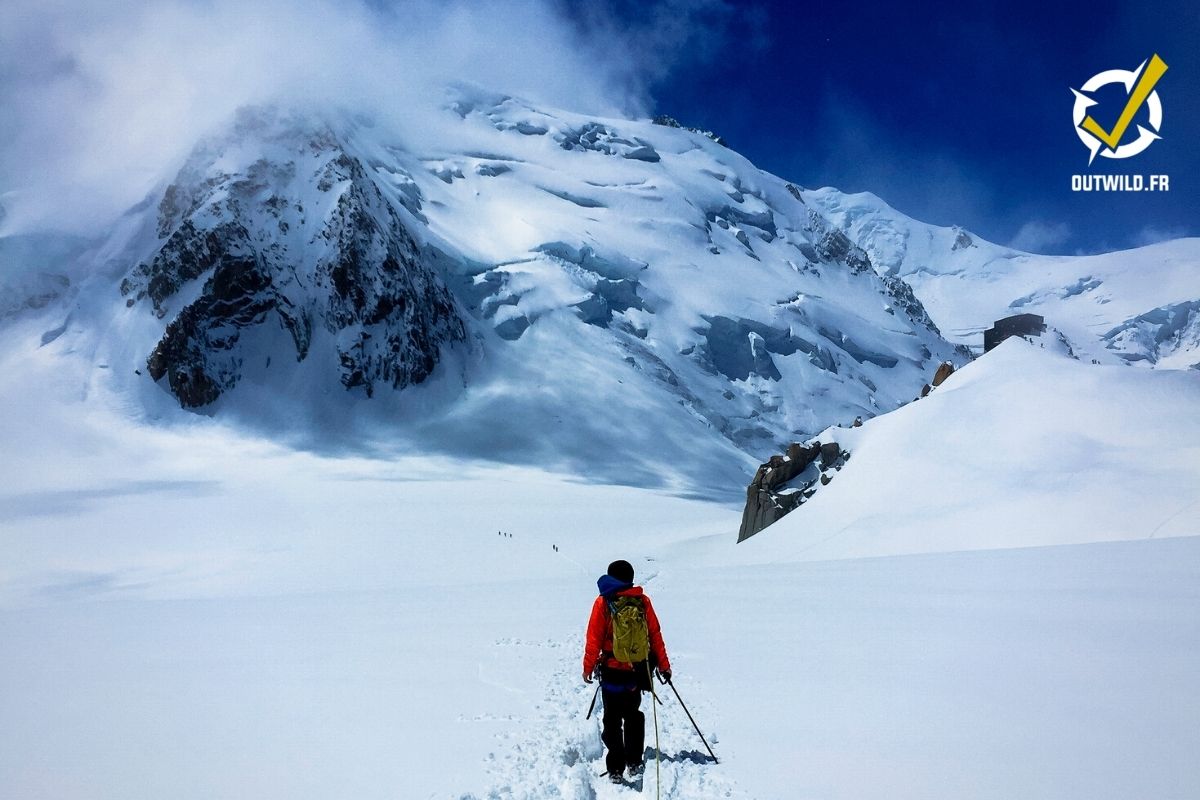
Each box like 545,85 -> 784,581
1,0 -> 1192,252
573,0 -> 1198,254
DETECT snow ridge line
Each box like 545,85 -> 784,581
463,634 -> 747,799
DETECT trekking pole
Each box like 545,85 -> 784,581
585,683 -> 600,720
646,663 -> 661,800
664,677 -> 719,764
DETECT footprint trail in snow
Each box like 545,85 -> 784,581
465,634 -> 748,799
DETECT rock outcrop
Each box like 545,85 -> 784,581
932,360 -> 955,387
919,360 -> 957,399
739,359 -> 959,542
123,109 -> 468,408
650,114 -> 729,147
737,440 -> 848,542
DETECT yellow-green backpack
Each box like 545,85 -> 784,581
608,595 -> 650,663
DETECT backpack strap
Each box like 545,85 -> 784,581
603,595 -> 641,663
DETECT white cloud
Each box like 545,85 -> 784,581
1129,225 -> 1191,248
1008,220 -> 1072,253
0,0 -> 679,236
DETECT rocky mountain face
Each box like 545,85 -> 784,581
7,91 -> 979,492
118,109 -> 467,407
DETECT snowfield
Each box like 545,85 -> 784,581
1,332 -> 1198,799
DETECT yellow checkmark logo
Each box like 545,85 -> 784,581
1080,54 -> 1168,151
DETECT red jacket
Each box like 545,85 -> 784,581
583,586 -> 671,677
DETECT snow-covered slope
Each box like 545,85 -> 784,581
806,188 -> 1200,366
4,94 -> 967,493
1,337 -> 1197,800
734,338 -> 1200,561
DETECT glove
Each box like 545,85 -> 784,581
584,670 -> 594,684
657,669 -> 672,684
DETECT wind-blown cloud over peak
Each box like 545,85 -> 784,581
0,0 -> 655,236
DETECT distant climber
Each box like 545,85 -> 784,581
582,560 -> 671,784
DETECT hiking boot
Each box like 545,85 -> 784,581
627,762 -> 645,777
608,772 -> 625,785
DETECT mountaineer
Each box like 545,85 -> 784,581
582,559 -> 671,784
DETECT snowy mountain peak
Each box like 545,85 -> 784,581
117,107 -> 467,407
9,94 -> 979,489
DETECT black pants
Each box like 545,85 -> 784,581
601,688 -> 644,775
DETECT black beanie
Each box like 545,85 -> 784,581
607,559 -> 635,584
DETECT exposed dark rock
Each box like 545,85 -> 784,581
932,360 -> 955,387
651,114 -> 729,147
915,360 -> 957,402
881,274 -> 941,333
1052,329 -> 1080,359
122,220 -> 252,316
737,441 -> 820,542
819,441 -> 841,468
738,435 -> 852,541
813,227 -> 871,274
951,227 -> 975,251
126,117 -> 467,408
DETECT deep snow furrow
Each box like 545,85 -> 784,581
467,634 -> 746,799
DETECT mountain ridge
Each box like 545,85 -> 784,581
2,89 -> 1196,492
